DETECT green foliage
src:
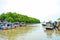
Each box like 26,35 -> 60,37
0,12 -> 40,23
5,17 -> 14,22
58,18 -> 60,20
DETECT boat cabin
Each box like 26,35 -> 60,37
13,22 -> 19,27
19,22 -> 26,27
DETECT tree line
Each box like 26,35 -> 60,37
0,12 -> 40,23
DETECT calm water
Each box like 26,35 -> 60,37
0,24 -> 60,40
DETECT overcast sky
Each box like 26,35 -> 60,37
0,0 -> 60,22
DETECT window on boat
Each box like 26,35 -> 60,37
7,24 -> 12,26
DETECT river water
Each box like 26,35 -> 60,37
0,24 -> 60,40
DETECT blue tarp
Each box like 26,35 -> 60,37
0,26 -> 2,29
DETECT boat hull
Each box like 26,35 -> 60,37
46,28 -> 53,30
44,26 -> 53,30
42,24 -> 47,26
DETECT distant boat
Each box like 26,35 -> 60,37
42,24 -> 47,26
0,20 -> 26,30
19,22 -> 26,27
2,22 -> 13,30
42,22 -> 53,30
42,22 -> 47,26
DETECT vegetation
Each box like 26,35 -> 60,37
58,18 -> 60,20
0,12 -> 40,23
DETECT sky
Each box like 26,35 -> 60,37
0,0 -> 60,22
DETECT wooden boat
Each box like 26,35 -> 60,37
0,21 -> 26,30
42,22 -> 54,30
44,26 -> 53,30
19,22 -> 26,27
0,22 -> 14,30
46,27 -> 53,30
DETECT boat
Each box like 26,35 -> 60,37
2,22 -> 13,30
45,26 -> 53,30
19,22 -> 26,27
42,24 -> 47,26
42,22 -> 47,26
0,20 -> 26,30
43,22 -> 53,30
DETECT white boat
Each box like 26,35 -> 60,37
42,22 -> 47,26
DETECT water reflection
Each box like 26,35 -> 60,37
44,29 -> 60,40
55,30 -> 60,35
44,30 -> 54,38
0,26 -> 33,40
